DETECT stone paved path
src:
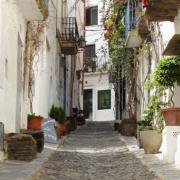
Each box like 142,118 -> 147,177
32,122 -> 160,180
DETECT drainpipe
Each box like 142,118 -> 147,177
63,59 -> 67,114
81,0 -> 86,96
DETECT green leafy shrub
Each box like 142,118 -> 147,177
49,105 -> 65,123
154,57 -> 180,88
138,94 -> 167,132
28,113 -> 43,119
154,56 -> 180,107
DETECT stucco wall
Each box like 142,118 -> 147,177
0,0 -> 27,132
84,73 -> 115,121
32,0 -> 61,118
85,0 -> 109,67
84,0 -> 114,121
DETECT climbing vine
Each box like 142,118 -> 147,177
103,1 -> 138,120
24,21 -> 45,113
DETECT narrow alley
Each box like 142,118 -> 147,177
32,122 -> 159,180
0,0 -> 180,179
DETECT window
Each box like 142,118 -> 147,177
85,45 -> 96,72
86,6 -> 98,26
98,90 -> 111,110
85,45 -> 96,58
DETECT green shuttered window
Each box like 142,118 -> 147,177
98,90 -> 111,110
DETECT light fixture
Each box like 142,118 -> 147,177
78,36 -> 86,48
145,34 -> 152,44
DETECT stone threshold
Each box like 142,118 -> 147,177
120,135 -> 180,180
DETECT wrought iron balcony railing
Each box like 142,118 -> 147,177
58,17 -> 79,55
124,0 -> 142,37
85,57 -> 109,73
44,0 -> 49,7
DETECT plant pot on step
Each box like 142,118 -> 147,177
28,115 -> 43,130
58,123 -> 68,136
139,130 -> 162,154
161,108 -> 180,126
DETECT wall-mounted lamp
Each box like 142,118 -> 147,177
145,34 -> 152,44
78,36 -> 86,48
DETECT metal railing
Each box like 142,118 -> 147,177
85,57 -> 109,73
125,0 -> 142,37
60,17 -> 79,43
44,0 -> 49,8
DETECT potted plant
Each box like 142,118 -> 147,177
137,92 -> 165,154
27,113 -> 43,130
49,105 -> 68,136
86,59 -> 96,72
154,57 -> 180,126
138,104 -> 162,154
77,110 -> 85,126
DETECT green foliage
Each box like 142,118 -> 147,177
138,94 -> 166,132
28,113 -> 42,119
49,105 -> 65,123
86,60 -> 96,71
103,2 -> 138,118
139,64 -> 174,132
154,57 -> 180,88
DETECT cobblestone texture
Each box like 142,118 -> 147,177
33,122 -> 160,180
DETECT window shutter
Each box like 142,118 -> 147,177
91,7 -> 98,25
86,8 -> 90,26
86,45 -> 96,58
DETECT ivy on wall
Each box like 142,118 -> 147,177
103,1 -> 138,120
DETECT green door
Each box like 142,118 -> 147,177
83,89 -> 93,119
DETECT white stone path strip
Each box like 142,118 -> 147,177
120,135 -> 180,180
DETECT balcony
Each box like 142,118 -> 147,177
57,17 -> 79,55
85,58 -> 109,73
125,0 -> 142,48
163,11 -> 180,56
137,15 -> 150,40
16,0 -> 49,20
144,0 -> 180,21
125,20 -> 142,48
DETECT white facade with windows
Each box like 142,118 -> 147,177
84,0 -> 115,121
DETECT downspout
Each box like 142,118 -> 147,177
63,59 -> 67,113
81,0 -> 86,96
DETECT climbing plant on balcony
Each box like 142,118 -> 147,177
103,1 -> 138,120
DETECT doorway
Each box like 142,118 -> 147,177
83,89 -> 93,120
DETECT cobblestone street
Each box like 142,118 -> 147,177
33,122 -> 160,180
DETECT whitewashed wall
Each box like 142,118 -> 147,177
84,73 -> 115,121
84,0 -> 115,121
85,0 -> 109,67
32,0 -> 61,118
0,0 -> 27,132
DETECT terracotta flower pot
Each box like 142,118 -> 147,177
161,108 -> 180,126
58,123 -> 67,136
28,116 -> 42,130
